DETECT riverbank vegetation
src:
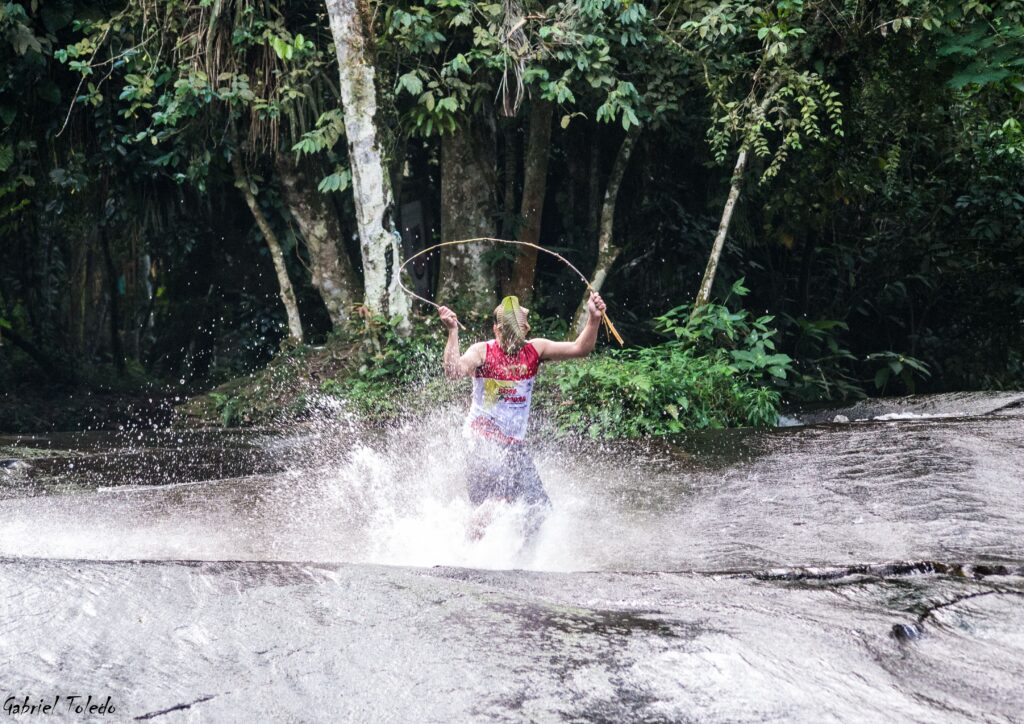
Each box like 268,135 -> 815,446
174,279 -> 922,436
2,1 -> 1022,433
178,293 -> 794,435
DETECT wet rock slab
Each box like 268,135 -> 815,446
1,558 -> 1021,722
3,395 -> 1024,721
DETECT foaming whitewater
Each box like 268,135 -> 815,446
301,413 -> 566,570
0,406 -> 635,570
4,393 -> 1024,572
3,392 -> 1024,721
311,413 -> 641,571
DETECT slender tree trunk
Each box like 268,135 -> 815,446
231,154 -> 304,343
124,237 -> 138,361
324,0 -> 409,327
275,154 -> 359,329
99,225 -> 125,372
496,122 -> 519,290
500,122 -> 519,240
438,121 -> 497,317
85,244 -> 103,358
797,234 -> 816,317
137,253 -> 155,358
694,79 -> 780,310
67,237 -> 89,355
508,100 -> 553,303
694,147 -> 748,309
571,127 -> 640,336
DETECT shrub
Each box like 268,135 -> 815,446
541,279 -> 793,437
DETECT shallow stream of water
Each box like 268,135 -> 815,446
1,391 -> 1022,721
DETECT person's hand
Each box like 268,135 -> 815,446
438,306 -> 460,331
587,293 -> 606,320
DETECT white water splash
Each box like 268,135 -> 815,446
0,405 -> 626,571
872,412 -> 956,421
8,393 -> 1021,572
307,415 -> 587,571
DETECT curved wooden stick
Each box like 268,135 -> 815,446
396,237 -> 623,345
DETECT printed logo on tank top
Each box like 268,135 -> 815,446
483,378 -> 527,407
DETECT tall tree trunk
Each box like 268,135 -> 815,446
570,127 -> 640,336
508,100 -> 553,304
500,122 -> 519,240
324,0 -> 409,327
231,154 -> 304,343
99,225 -> 125,373
85,244 -> 103,358
275,154 -> 359,329
797,233 -> 816,317
694,147 -> 748,310
67,236 -> 89,356
438,121 -> 497,317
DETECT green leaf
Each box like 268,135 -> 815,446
317,168 -> 351,193
730,277 -> 750,297
269,36 -> 289,60
949,67 -> 1012,89
0,145 -> 13,173
397,72 -> 423,96
449,54 -> 470,75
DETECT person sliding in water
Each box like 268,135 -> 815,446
438,292 -> 607,541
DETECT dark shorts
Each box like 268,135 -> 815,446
465,437 -> 551,508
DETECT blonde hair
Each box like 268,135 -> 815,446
494,296 -> 530,354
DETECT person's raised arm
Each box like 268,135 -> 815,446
439,306 -> 486,379
532,293 -> 607,362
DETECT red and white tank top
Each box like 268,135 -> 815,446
466,341 -> 540,444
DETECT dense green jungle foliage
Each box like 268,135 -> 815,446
546,280 -> 791,435
1,0 -> 1022,433
178,281 -> 789,435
